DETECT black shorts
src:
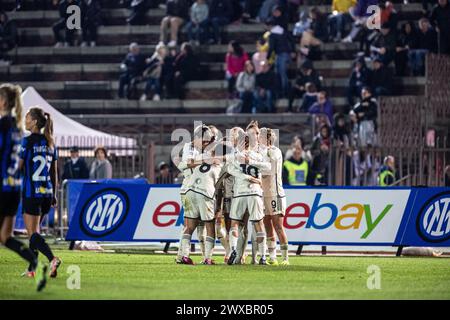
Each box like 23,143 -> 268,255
0,192 -> 21,217
22,197 -> 52,216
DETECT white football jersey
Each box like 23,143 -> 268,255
227,149 -> 271,197
261,146 -> 285,197
183,162 -> 223,199
178,142 -> 201,194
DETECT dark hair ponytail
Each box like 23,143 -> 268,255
28,107 -> 54,148
43,112 -> 54,148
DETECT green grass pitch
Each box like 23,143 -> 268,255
0,247 -> 449,300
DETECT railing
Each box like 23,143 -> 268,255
327,137 -> 449,187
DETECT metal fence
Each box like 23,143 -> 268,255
56,134 -> 154,180
327,53 -> 450,187
328,137 -> 449,187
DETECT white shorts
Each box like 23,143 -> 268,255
183,191 -> 215,221
230,196 -> 264,222
264,196 -> 286,216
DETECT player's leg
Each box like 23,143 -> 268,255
176,194 -> 188,262
249,196 -> 267,265
253,220 -> 267,265
201,199 -> 216,265
196,221 -> 206,260
1,216 -> 38,271
272,214 -> 289,265
178,193 -> 199,264
179,217 -> 199,264
21,202 -> 50,289
223,198 -> 232,232
250,222 -> 258,264
263,215 -> 277,265
0,193 -> 38,272
175,218 -> 187,263
215,214 -> 230,262
203,220 -> 216,265
227,219 -> 240,265
236,213 -> 249,264
228,197 -> 245,265
263,197 -> 278,265
272,197 -> 289,265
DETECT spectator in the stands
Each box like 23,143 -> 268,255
308,91 -> 334,126
409,18 -> 438,76
225,41 -> 249,98
118,42 -> 146,99
173,42 -> 197,99
0,11 -> 17,65
328,0 -> 356,42
347,56 -> 370,108
378,155 -> 396,186
254,60 -> 276,112
160,0 -> 190,47
353,87 -> 378,147
208,0 -> 233,44
266,17 -> 294,98
293,9 -> 311,38
259,0 -> 277,23
236,60 -> 256,113
370,22 -> 397,66
62,146 -> 90,181
370,58 -> 392,97
288,59 -> 322,112
161,43 -> 178,98
252,38 -> 268,74
333,113 -> 352,146
90,146 -> 113,179
186,0 -> 209,45
343,0 -> 379,43
299,7 -> 328,52
53,0 -> 79,47
299,82 -> 318,113
271,4 -> 289,31
127,0 -> 150,25
282,146 -> 313,186
395,21 -> 418,76
80,0 -> 102,47
310,124 -> 331,185
156,162 -> 174,184
358,1 -> 397,54
430,0 -> 450,55
379,1 -> 398,29
141,42 -> 167,101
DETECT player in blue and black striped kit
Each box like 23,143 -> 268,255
19,106 -> 62,279
0,84 -> 47,291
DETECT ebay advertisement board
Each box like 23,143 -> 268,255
66,183 -> 450,247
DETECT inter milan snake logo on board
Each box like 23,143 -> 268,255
80,188 -> 129,237
417,192 -> 450,243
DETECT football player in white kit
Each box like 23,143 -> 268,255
259,127 -> 290,266
215,127 -> 246,263
179,140 -> 224,265
227,121 -> 271,265
175,125 -> 214,264
205,125 -> 232,262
